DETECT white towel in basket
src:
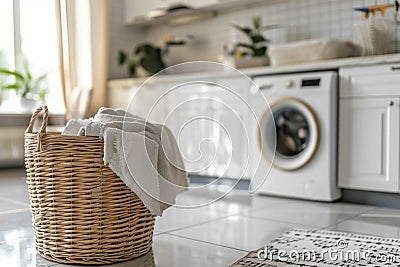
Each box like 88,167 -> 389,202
62,107 -> 188,216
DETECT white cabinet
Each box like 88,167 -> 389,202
108,75 -> 252,179
108,80 -> 136,110
166,76 -> 251,179
130,81 -> 171,124
108,78 -> 170,124
339,64 -> 400,193
339,97 -> 400,192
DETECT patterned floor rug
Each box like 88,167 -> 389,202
231,229 -> 400,266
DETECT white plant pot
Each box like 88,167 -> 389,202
233,57 -> 269,69
19,97 -> 39,113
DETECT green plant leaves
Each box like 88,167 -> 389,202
235,43 -> 267,57
139,47 -> 165,74
135,43 -> 155,56
232,17 -> 277,57
128,61 -> 136,76
253,46 -> 267,57
253,17 -> 261,30
232,24 -> 252,36
235,42 -> 255,50
24,63 -> 33,81
118,50 -> 128,65
251,34 -> 268,44
0,66 -> 48,100
118,43 -> 166,76
0,69 -> 24,82
1,83 -> 21,90
140,57 -> 164,74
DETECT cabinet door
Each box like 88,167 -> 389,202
339,97 -> 400,192
166,78 -> 250,179
108,85 -> 134,110
172,101 -> 248,179
129,82 -> 170,124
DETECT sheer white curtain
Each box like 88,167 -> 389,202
57,0 -> 110,118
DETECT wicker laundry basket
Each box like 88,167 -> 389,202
24,106 -> 155,265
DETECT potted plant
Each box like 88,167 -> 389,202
232,17 -> 278,68
118,43 -> 166,77
0,64 -> 48,112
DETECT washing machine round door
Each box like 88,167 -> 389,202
258,97 -> 319,170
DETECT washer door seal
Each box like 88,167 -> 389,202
258,97 -> 320,171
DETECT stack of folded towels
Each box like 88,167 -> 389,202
62,107 -> 188,216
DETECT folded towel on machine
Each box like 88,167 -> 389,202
62,107 -> 188,216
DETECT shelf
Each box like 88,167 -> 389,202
125,0 -> 266,27
109,53 -> 400,87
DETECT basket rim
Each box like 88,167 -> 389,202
25,131 -> 103,140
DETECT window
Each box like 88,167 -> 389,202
0,0 -> 14,71
0,0 -> 64,113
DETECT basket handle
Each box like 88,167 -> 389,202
25,105 -> 49,151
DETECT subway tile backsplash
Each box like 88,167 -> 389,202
143,0 -> 400,66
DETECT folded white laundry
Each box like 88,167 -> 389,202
62,108 -> 188,216
62,118 -> 91,136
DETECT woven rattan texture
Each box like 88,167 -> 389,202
24,107 -> 155,265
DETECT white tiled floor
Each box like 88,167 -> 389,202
327,208 -> 400,239
1,168 -> 399,266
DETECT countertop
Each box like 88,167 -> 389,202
108,53 -> 400,88
0,113 -> 66,127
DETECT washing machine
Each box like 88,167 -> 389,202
249,71 -> 341,201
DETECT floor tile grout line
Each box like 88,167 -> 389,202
243,203 -> 380,229
219,200 -> 299,217
0,207 -> 30,215
0,195 -> 30,207
161,209 -> 398,258
156,200 -> 307,235
158,213 -> 323,252
162,232 -> 249,253
239,200 -> 371,219
156,214 -> 235,234
172,198 -> 292,215
243,214 -> 326,229
159,211 -> 325,237
239,199 -> 299,213
321,206 -> 378,230
157,206 -> 303,235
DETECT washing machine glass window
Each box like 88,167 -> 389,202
275,108 -> 310,158
259,97 -> 319,171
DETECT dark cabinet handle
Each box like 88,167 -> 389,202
390,66 -> 400,71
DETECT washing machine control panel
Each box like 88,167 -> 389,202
284,80 -> 295,88
252,73 -> 329,93
301,78 -> 321,87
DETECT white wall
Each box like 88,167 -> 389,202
108,0 -> 145,79
109,0 -> 400,79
